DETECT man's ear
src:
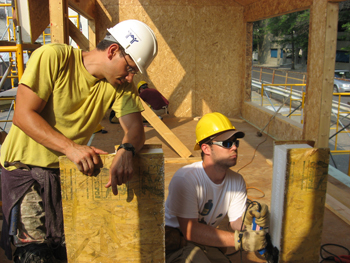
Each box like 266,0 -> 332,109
107,44 -> 120,60
201,143 -> 211,155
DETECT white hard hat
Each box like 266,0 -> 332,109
107,20 -> 158,75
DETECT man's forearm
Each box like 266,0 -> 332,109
119,112 -> 145,152
183,222 -> 236,248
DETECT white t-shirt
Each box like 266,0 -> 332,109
165,161 -> 247,228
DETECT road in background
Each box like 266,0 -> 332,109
251,66 -> 350,175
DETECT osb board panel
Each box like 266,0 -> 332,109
28,0 -> 50,42
304,0 -> 328,139
242,102 -> 303,140
59,151 -> 165,263
96,1 -> 245,118
194,5 -> 245,117
304,1 -> 338,148
244,0 -> 313,22
244,22 -> 253,103
280,148 -> 329,263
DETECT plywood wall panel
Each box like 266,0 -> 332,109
97,0 -> 244,118
242,102 -> 303,140
194,5 -> 245,117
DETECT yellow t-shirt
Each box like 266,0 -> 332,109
0,44 -> 143,169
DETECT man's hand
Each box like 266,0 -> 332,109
234,229 -> 267,251
65,144 -> 107,176
105,148 -> 134,195
244,203 -> 269,228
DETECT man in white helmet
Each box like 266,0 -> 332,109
165,112 -> 269,263
0,20 -> 157,262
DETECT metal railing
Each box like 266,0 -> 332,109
260,83 -> 306,124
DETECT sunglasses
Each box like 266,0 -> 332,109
210,138 -> 239,149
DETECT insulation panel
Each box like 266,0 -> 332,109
270,141 -> 329,263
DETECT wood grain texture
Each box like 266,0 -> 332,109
59,147 -> 165,262
279,147 -> 329,263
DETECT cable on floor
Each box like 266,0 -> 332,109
237,134 -> 268,173
320,243 -> 350,263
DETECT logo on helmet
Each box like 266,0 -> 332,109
125,30 -> 139,44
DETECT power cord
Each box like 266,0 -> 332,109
225,199 -> 261,258
320,243 -> 350,263
237,134 -> 268,173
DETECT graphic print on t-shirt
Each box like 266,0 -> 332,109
200,200 -> 213,216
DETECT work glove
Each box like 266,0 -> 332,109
234,229 -> 267,252
244,202 -> 269,228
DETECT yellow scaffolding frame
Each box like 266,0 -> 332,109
330,93 -> 350,154
260,83 -> 306,124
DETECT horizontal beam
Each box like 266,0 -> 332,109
68,0 -> 95,20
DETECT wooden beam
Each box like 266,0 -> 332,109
68,20 -> 90,51
88,19 -> 97,49
17,0 -> 49,43
303,1 -> 339,147
244,0 -> 312,22
59,145 -> 165,262
165,157 -> 201,164
68,0 -> 95,20
325,194 -> 350,226
49,0 -> 69,44
141,99 -> 192,158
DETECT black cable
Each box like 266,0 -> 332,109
237,135 -> 268,173
320,243 -> 350,263
225,199 -> 262,259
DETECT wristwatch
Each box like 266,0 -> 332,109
117,143 -> 135,156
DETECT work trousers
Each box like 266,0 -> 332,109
0,166 -> 63,260
166,241 -> 232,263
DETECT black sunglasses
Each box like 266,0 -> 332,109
210,138 -> 239,149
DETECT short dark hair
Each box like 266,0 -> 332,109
96,40 -> 123,51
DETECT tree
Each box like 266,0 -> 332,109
338,1 -> 350,54
266,10 -> 310,69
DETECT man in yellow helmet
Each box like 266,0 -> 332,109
165,112 -> 268,262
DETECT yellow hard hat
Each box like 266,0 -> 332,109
137,81 -> 148,90
194,112 -> 244,150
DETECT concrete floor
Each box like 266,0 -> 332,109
1,111 -> 350,262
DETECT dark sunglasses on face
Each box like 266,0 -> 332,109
210,138 -> 239,149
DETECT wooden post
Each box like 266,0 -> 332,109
285,72 -> 288,85
272,69 -> 275,84
59,145 -> 165,262
303,1 -> 339,147
259,67 -> 262,82
49,0 -> 69,44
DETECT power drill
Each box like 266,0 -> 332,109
251,203 -> 279,263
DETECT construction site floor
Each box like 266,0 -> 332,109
1,112 -> 350,262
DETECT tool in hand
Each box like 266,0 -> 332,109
251,203 -> 279,263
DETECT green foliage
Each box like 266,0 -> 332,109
266,10 -> 310,52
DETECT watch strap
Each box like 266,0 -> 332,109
117,143 -> 135,156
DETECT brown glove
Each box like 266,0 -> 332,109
244,203 -> 269,228
234,229 -> 267,252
